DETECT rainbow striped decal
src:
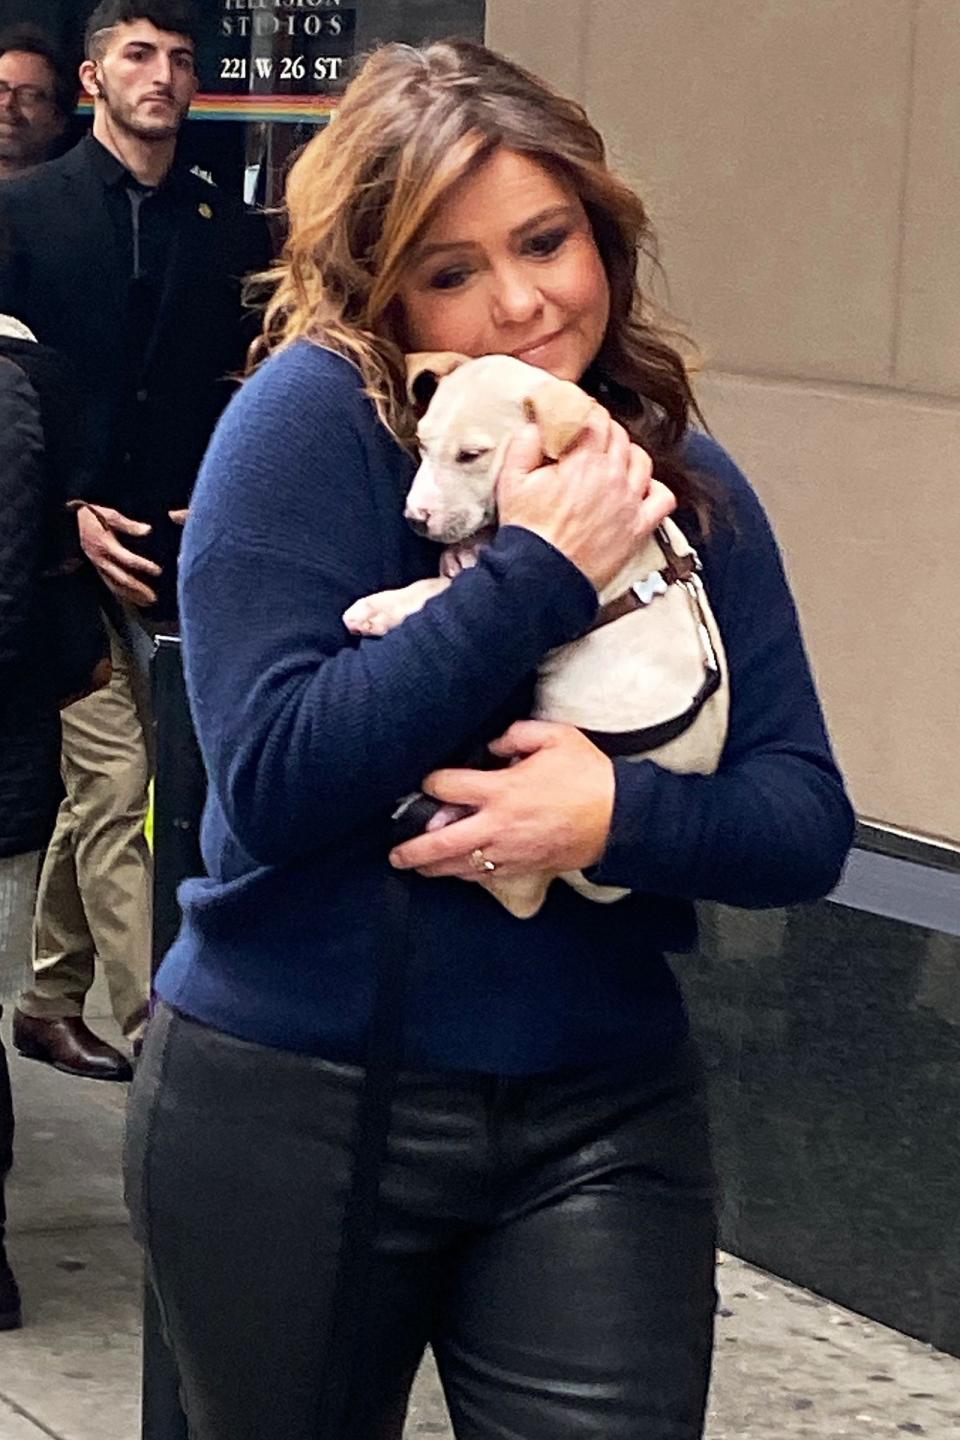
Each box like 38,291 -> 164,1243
76,93 -> 339,124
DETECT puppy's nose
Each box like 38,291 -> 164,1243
404,504 -> 432,537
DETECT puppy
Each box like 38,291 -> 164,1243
343,353 -> 729,918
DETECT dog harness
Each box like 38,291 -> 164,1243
583,527 -> 723,758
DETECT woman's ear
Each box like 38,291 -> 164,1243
405,351 -> 471,414
522,377 -> 595,459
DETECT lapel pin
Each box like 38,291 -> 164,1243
198,202 -> 213,220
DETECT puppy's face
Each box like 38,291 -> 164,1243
405,354 -> 593,544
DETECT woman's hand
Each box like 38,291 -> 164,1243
497,410 -> 677,593
388,721 -> 615,879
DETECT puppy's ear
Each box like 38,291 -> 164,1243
405,351 -> 471,414
522,377 -> 595,459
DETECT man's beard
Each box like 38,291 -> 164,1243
102,81 -> 188,143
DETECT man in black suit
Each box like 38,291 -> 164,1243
0,0 -> 271,1080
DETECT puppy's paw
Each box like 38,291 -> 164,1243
342,593 -> 402,637
342,577 -> 451,637
391,792 -> 472,846
425,803 -> 473,832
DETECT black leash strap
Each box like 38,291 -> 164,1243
319,871 -> 413,1437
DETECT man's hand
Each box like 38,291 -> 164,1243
77,503 -> 160,607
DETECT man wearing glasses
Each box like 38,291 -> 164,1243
0,27 -> 73,180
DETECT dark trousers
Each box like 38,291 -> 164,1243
125,1003 -> 718,1440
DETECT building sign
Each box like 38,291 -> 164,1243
198,0 -> 357,123
200,0 -> 356,122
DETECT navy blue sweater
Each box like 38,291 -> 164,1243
155,341 -> 854,1074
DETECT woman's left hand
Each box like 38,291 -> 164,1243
388,721 -> 615,879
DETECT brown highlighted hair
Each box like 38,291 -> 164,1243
255,39 -> 708,514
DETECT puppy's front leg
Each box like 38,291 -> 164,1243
342,576 -> 451,637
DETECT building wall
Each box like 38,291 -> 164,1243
487,0 -> 960,847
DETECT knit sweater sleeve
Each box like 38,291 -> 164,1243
586,435 -> 854,907
179,345 -> 597,867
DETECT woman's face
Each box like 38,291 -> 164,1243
397,148 -> 611,382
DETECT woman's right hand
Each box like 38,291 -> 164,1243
496,408 -> 676,592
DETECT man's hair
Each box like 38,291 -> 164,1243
84,2 -> 200,62
0,23 -> 75,118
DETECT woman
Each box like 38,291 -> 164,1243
126,40 -> 853,1440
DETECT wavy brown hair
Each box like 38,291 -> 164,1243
254,39 -> 709,515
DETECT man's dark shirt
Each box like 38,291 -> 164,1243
86,134 -> 183,284
84,137 -> 197,509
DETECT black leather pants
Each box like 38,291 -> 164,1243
126,1003 -> 718,1440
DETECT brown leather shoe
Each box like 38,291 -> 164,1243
12,1012 -> 133,1082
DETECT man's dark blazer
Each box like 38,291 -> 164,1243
0,135 -> 273,618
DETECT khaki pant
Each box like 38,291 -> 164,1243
21,619 -> 154,1041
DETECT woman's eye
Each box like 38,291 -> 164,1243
525,228 -> 569,259
429,267 -> 471,291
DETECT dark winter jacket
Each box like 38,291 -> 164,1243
0,336 -> 75,857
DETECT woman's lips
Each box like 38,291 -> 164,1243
512,329 -> 566,363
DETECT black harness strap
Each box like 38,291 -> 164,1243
580,527 -> 723,759
581,662 -> 722,757
591,526 -> 701,633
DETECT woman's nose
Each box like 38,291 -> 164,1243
490,267 -> 543,327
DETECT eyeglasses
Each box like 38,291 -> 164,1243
0,81 -> 55,110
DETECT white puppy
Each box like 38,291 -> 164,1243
343,353 -> 729,918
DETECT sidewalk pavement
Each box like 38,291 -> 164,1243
2,1004 -> 959,1440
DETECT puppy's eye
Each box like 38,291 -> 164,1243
456,448 -> 487,465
